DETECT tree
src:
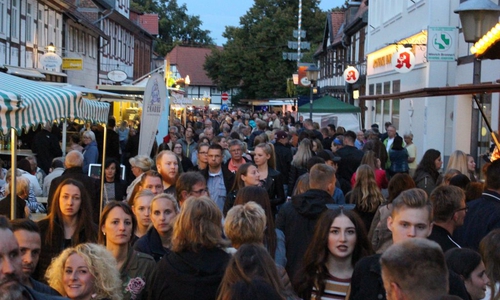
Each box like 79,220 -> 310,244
132,0 -> 214,55
204,0 -> 326,101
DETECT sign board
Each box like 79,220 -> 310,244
40,52 -> 62,68
427,26 -> 457,62
139,73 -> 166,156
298,64 -> 311,87
62,58 -> 83,70
221,92 -> 229,102
392,48 -> 415,73
107,70 -> 128,82
343,66 -> 359,84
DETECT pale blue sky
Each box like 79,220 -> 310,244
181,0 -> 346,45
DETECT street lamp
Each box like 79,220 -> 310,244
306,64 -> 320,120
454,0 -> 500,164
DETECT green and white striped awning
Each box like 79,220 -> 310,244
0,72 -> 110,134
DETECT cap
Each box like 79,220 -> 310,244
275,130 -> 288,140
333,138 -> 343,146
317,150 -> 341,162
249,120 -> 256,128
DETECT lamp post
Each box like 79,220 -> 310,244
306,64 -> 319,120
454,0 -> 500,164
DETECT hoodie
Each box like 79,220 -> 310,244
276,189 -> 334,281
148,247 -> 230,300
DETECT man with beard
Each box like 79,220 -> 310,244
0,216 -> 64,300
156,150 -> 180,196
10,219 -> 60,296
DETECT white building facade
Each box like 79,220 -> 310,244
363,0 -> 500,166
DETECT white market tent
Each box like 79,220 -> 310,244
0,72 -> 110,218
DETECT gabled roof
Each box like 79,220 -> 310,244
344,0 -> 368,35
138,14 -> 159,35
167,45 -> 221,86
60,0 -> 108,40
315,11 -> 345,56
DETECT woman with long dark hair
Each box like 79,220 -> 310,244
388,136 -> 409,177
99,201 -> 156,300
224,163 -> 261,216
217,244 -> 289,300
295,208 -> 372,299
103,158 -> 127,203
35,178 -> 97,281
445,248 -> 490,300
413,149 -> 443,196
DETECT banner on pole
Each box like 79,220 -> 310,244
139,73 -> 166,156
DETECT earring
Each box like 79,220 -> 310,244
102,232 -> 106,236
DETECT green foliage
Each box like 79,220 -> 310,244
204,0 -> 326,103
132,0 -> 215,55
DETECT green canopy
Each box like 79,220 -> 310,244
298,95 -> 361,113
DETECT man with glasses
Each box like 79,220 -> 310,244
428,185 -> 467,252
175,172 -> 208,207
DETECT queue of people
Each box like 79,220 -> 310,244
0,109 -> 499,300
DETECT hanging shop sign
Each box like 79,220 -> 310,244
107,70 -> 128,82
62,58 -> 83,70
343,66 -> 359,84
40,52 -> 63,68
427,26 -> 457,62
392,48 -> 415,73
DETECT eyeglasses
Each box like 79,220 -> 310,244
455,206 -> 469,213
191,188 -> 208,195
199,151 -> 208,155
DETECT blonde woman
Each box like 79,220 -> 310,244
45,243 -> 122,300
347,164 -> 385,233
254,143 -> 285,215
288,138 -> 313,196
446,150 -> 469,177
148,196 -> 230,300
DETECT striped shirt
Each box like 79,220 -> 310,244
311,273 -> 351,300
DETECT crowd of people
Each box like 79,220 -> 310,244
0,108 -> 499,300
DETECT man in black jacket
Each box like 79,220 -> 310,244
428,186 -> 466,252
47,150 -> 100,223
276,163 -> 337,281
31,122 -> 62,175
273,131 -> 292,187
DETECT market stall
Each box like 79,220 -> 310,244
0,72 -> 110,219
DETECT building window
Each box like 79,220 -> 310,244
69,27 -> 74,51
11,0 -> 19,41
0,0 -> 6,36
26,2 -> 33,43
79,30 -> 84,53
